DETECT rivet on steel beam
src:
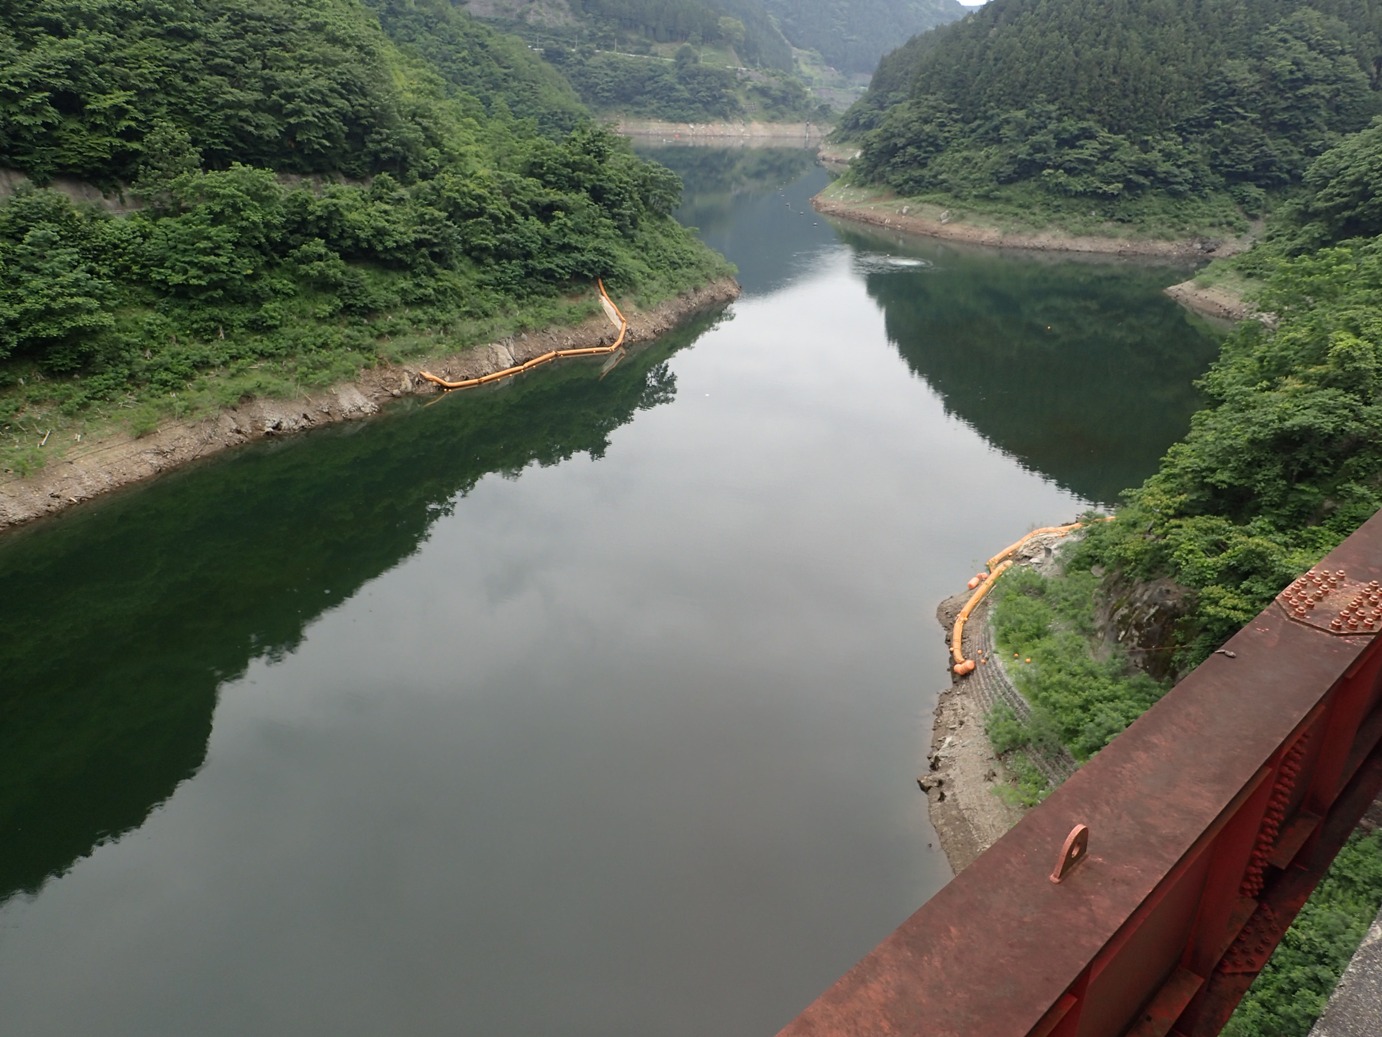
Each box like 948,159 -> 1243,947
1050,824 -> 1090,884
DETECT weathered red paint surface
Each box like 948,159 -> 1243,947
777,510 -> 1382,1037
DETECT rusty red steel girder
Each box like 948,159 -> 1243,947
777,509 -> 1382,1037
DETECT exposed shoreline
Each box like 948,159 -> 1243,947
0,278 -> 740,532
812,194 -> 1254,260
1163,278 -> 1258,322
924,529 -> 1092,874
616,119 -> 826,144
924,591 -> 1027,875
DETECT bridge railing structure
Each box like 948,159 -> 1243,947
778,510 -> 1382,1037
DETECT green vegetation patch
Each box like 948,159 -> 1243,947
819,177 -> 1249,242
1225,830 -> 1382,1037
0,0 -> 736,475
982,704 -> 1053,808
981,115 -> 1382,1036
991,565 -> 1166,762
1081,231 -> 1382,674
838,0 -> 1382,230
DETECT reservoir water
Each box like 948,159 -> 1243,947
0,147 -> 1222,1035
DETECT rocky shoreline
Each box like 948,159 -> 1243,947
923,530 -> 1090,873
0,278 -> 740,532
617,119 -> 826,145
812,194 -> 1254,260
924,591 -> 1028,874
1163,278 -> 1258,322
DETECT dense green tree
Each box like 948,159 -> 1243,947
362,0 -> 588,137
0,0 -> 432,182
840,0 -> 1382,203
0,189 -> 116,370
1284,116 -> 1382,246
563,50 -> 747,120
1079,231 -> 1382,670
757,0 -> 965,75
0,0 -> 731,402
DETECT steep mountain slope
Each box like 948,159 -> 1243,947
758,0 -> 966,75
0,0 -> 591,184
462,0 -> 969,77
841,0 -> 1382,203
0,0 -> 730,420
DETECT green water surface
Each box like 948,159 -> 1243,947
0,148 -> 1221,1036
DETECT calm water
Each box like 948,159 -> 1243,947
0,148 -> 1221,1035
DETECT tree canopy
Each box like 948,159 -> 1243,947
758,0 -> 966,76
841,0 -> 1382,202
0,0 -> 731,414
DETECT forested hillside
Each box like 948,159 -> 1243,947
460,0 -> 968,121
0,0 -> 731,472
841,0 -> 1382,212
986,120 -> 1382,1031
758,0 -> 966,76
906,10 -> 1382,1021
470,0 -> 966,73
570,0 -> 794,69
848,6 -> 1382,1024
363,0 -> 588,135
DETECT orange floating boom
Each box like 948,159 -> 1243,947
952,559 -> 1013,671
952,517 -> 1117,676
419,280 -> 628,391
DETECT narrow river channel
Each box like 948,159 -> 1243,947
0,146 -> 1222,1035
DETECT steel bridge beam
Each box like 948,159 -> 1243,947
778,510 -> 1382,1037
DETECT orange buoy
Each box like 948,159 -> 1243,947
967,576 -> 981,590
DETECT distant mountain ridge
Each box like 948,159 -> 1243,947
758,0 -> 966,75
462,0 -> 968,74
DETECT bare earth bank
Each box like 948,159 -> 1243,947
616,119 -> 826,144
1163,279 -> 1257,322
924,593 -> 1027,875
0,278 -> 740,532
812,195 -> 1254,260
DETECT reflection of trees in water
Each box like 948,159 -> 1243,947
637,145 -> 832,295
639,145 -> 818,199
848,231 -> 1223,504
0,315 -> 718,904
